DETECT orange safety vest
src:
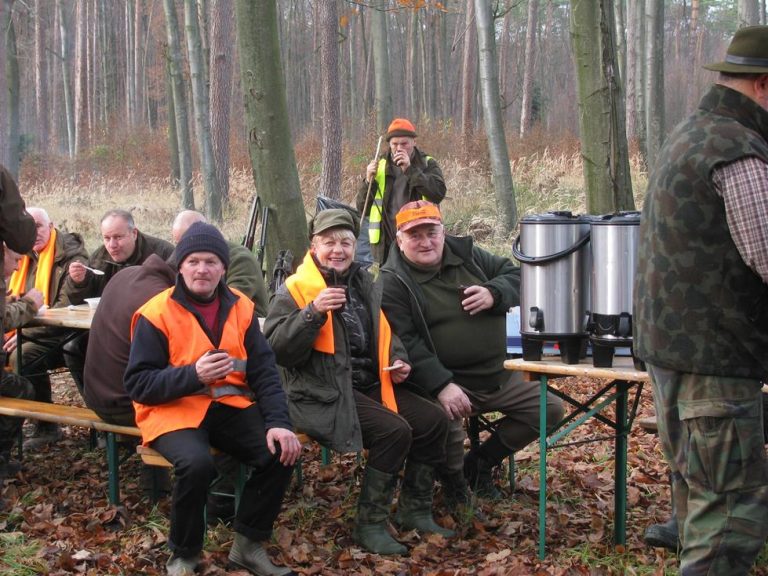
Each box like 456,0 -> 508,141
130,287 -> 255,444
285,252 -> 398,412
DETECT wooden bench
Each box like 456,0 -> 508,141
0,397 -> 141,505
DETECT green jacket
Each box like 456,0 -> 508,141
380,235 -> 520,396
4,295 -> 38,329
634,84 -> 768,378
264,264 -> 408,453
226,241 -> 269,317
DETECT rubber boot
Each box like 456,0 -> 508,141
166,553 -> 200,576
0,450 -> 21,479
464,433 -> 508,501
352,467 -> 407,555
644,516 -> 679,551
439,470 -> 470,511
394,461 -> 454,537
228,533 -> 297,576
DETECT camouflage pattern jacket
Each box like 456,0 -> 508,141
634,84 -> 768,379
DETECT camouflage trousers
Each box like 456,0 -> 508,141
648,364 -> 768,576
0,371 -> 34,454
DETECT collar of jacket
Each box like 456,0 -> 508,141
700,83 -> 768,141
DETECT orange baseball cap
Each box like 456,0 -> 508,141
386,118 -> 417,141
396,201 -> 442,232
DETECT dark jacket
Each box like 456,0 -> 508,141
265,264 -> 408,453
225,242 -> 269,316
634,84 -> 768,378
380,235 -> 520,396
124,276 -> 291,432
66,230 -> 174,303
19,229 -> 87,309
83,254 -> 175,418
0,165 -> 35,366
355,147 -> 446,263
4,295 -> 38,330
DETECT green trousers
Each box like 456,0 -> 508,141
648,364 -> 768,576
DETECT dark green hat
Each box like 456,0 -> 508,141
309,209 -> 360,238
704,26 -> 768,74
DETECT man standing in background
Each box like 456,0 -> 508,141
356,118 -> 446,264
634,26 -> 768,575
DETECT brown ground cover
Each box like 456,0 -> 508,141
0,368 -> 717,575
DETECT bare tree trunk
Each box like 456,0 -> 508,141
644,0 -> 664,171
684,0 -> 701,112
125,0 -> 135,126
184,0 -> 221,220
162,0 -> 194,209
35,0 -> 49,154
633,0 -> 646,164
74,0 -> 88,154
209,0 -> 234,202
318,0 -> 342,200
519,0 -> 539,137
165,52 -> 181,186
569,0 -> 634,213
235,0 -> 308,269
461,0 -> 476,138
371,0 -> 392,134
57,0 -> 75,158
739,0 -> 760,26
474,0 -> 516,234
4,0 -> 20,176
625,0 -> 637,140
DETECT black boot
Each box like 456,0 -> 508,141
644,516 -> 679,551
394,461 -> 454,537
464,433 -> 509,501
352,467 -> 407,555
439,470 -> 470,511
0,450 -> 21,480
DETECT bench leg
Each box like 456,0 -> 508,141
106,432 -> 120,506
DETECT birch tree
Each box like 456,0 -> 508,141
235,0 -> 308,269
474,0 -> 516,233
162,0 -> 194,209
569,0 -> 634,213
739,0 -> 760,26
184,0 -> 221,220
74,0 -> 88,154
318,0 -> 342,200
35,0 -> 49,154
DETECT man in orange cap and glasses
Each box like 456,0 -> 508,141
356,118 -> 446,264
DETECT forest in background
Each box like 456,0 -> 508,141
1,1 -> 763,177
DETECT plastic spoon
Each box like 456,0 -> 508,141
83,265 -> 105,276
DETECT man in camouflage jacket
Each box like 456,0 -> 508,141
634,26 -> 768,575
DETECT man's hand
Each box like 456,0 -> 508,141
460,285 -> 494,315
3,333 -> 17,353
385,359 -> 411,384
392,150 -> 411,170
68,261 -> 89,284
365,159 -> 378,183
437,382 -> 472,420
195,350 -> 233,384
266,427 -> 302,466
24,288 -> 43,310
311,287 -> 346,314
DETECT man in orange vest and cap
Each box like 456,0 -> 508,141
125,222 -> 301,576
356,118 -> 446,264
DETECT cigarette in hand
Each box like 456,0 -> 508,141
382,365 -> 398,371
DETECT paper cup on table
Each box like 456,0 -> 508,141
84,297 -> 101,310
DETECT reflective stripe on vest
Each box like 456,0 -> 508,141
130,287 -> 255,444
367,156 -> 434,245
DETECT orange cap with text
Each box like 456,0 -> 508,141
395,201 -> 442,232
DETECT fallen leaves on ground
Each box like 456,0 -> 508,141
2,372 -> 764,575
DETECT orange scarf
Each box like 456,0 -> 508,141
8,228 -> 57,306
285,252 -> 398,412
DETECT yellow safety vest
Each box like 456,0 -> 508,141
367,156 -> 433,245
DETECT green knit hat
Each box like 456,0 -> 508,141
704,26 -> 768,74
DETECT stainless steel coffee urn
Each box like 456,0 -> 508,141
513,212 -> 592,364
588,211 -> 641,368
